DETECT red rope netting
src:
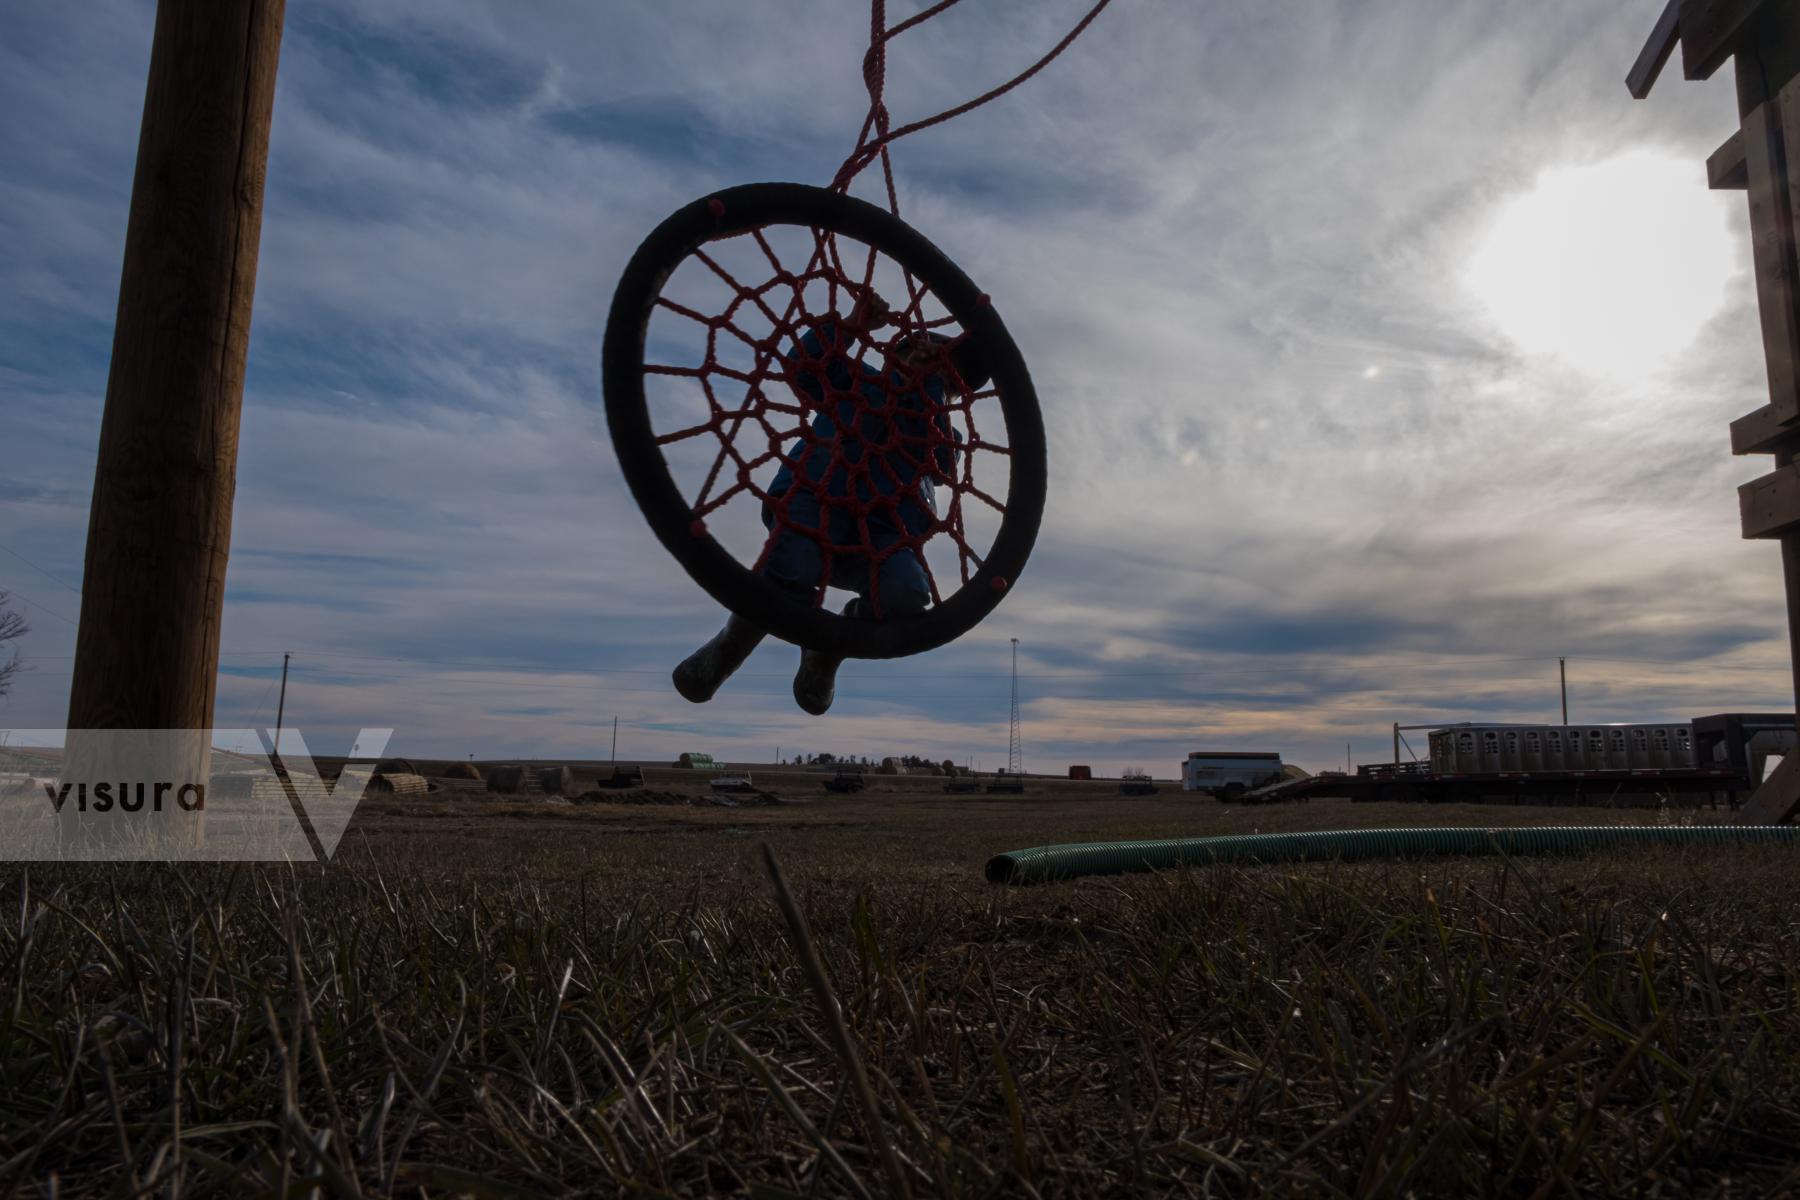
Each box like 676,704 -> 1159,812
645,228 -> 1006,619
643,0 -> 1111,620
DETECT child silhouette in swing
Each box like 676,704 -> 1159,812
673,292 -> 987,714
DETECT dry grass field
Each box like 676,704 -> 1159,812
1,781 -> 1796,1197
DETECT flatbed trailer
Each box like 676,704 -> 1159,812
1255,767 -> 1748,806
1318,761 -> 1750,806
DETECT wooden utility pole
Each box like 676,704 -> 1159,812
66,0 -> 286,737
1559,658 -> 1568,725
1630,0 -> 1800,821
272,651 -> 291,761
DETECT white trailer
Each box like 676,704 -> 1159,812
1183,751 -> 1284,797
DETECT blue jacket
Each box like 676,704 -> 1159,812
766,321 -> 959,535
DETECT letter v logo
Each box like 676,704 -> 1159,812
268,729 -> 392,860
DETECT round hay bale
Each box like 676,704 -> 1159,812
368,772 -> 431,798
486,765 -> 527,794
536,765 -> 574,796
443,761 -> 482,781
375,757 -> 416,777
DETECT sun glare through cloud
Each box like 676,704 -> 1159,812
1464,151 -> 1738,380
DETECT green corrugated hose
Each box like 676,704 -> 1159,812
985,825 -> 1800,885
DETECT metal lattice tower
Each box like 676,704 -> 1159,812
1007,638 -> 1022,776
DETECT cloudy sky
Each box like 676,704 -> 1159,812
0,0 -> 1787,775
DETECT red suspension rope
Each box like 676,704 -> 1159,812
828,0 -> 1117,210
654,2 -> 1108,620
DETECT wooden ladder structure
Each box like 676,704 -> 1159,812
1631,0 -> 1800,822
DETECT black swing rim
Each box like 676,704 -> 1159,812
603,181 -> 1046,660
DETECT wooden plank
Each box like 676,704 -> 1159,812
1741,99 -> 1800,422
1628,0 -> 1683,98
1731,401 -> 1800,453
1709,127 -> 1748,189
1739,463 -> 1800,537
1681,0 -> 1778,82
1739,742 -> 1800,822
1733,2 -> 1800,113
1784,534 -> 1800,712
1786,74 -> 1800,253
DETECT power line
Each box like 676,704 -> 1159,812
0,543 -> 82,595
0,543 -> 85,627
37,667 -> 1742,716
8,638 -> 1787,718
190,647 -> 1779,680
0,578 -> 79,629
16,651 -> 1788,690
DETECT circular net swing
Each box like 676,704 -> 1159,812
602,0 -> 1111,661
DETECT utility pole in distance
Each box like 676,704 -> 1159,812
66,0 -> 286,738
1560,658 -> 1568,725
272,651 -> 291,764
1007,638 -> 1022,776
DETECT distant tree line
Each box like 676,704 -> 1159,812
790,752 -> 944,770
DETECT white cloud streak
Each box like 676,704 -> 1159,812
1,0 -> 1788,775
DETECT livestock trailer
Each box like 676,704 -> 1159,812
1427,722 -> 1695,774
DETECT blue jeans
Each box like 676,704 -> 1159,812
762,489 -> 931,615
